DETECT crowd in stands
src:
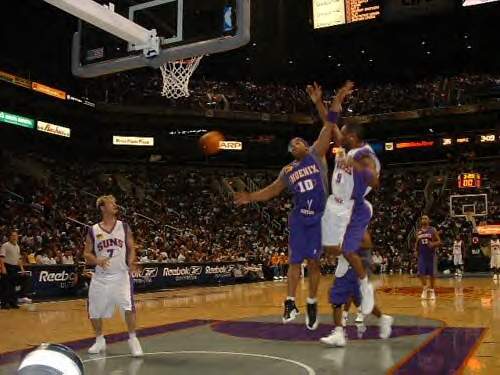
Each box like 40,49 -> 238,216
1,151 -> 499,276
81,72 -> 500,116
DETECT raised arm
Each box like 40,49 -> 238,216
234,176 -> 287,206
308,81 -> 353,155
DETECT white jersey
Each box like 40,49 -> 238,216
90,220 -> 130,277
453,241 -> 462,255
331,143 -> 381,203
492,240 -> 500,257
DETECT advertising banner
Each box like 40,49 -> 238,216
28,262 -> 263,299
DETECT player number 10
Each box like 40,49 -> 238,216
298,179 -> 314,193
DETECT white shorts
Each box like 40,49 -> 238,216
321,196 -> 354,247
491,255 -> 500,269
88,272 -> 134,319
453,254 -> 463,266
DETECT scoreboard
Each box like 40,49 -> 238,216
312,0 -> 380,28
457,173 -> 481,189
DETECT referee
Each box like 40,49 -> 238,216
0,230 -> 32,306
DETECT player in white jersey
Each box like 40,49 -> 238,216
312,88 -> 379,315
453,237 -> 464,277
490,236 -> 500,281
84,195 -> 143,357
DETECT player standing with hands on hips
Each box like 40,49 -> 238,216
414,215 -> 442,300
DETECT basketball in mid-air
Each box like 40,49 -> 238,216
199,131 -> 224,155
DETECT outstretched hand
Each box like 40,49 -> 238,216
330,80 -> 354,113
234,191 -> 252,206
306,82 -> 323,104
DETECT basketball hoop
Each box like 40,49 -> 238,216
160,56 -> 203,99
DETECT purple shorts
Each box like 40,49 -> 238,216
330,268 -> 361,306
418,255 -> 436,276
288,214 -> 322,264
343,201 -> 372,255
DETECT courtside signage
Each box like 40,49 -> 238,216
37,121 -> 71,138
113,136 -> 155,146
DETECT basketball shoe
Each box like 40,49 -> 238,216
320,327 -> 346,347
88,336 -> 106,354
306,301 -> 319,330
379,315 -> 394,339
282,299 -> 299,323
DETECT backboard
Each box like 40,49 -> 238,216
68,0 -> 250,78
449,194 -> 488,218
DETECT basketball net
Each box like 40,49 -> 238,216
160,56 -> 203,99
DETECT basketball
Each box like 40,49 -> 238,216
199,131 -> 224,155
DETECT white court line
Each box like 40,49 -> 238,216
83,350 -> 316,375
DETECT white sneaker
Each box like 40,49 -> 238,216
128,337 -> 143,357
18,297 -> 32,304
360,282 -> 375,315
273,276 -> 279,280
355,312 -> 364,323
421,288 -> 428,299
88,338 -> 106,354
320,328 -> 346,347
379,315 -> 394,339
429,289 -> 436,300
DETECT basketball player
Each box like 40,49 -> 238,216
452,236 -> 464,277
234,81 -> 353,330
320,255 -> 393,347
490,235 -> 500,281
414,215 -> 442,300
312,94 -> 380,315
83,195 -> 143,356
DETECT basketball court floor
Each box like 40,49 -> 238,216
0,275 -> 498,374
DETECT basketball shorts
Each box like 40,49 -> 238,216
418,256 -> 436,276
453,254 -> 463,266
88,272 -> 135,319
322,197 -> 372,254
330,268 -> 361,306
288,214 -> 322,265
491,255 -> 500,269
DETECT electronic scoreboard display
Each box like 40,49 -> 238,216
457,173 -> 481,189
312,0 -> 380,28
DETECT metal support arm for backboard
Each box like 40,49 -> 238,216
44,0 -> 160,55
68,0 -> 251,78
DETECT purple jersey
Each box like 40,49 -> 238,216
417,226 -> 437,259
280,147 -> 327,225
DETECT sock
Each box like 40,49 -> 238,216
96,335 -> 104,342
129,332 -> 136,339
307,297 -> 317,304
286,296 -> 295,302
360,276 -> 368,288
335,326 -> 344,333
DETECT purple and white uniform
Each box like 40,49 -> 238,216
87,220 -> 135,319
417,226 -> 437,276
322,143 -> 380,253
280,146 -> 328,264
